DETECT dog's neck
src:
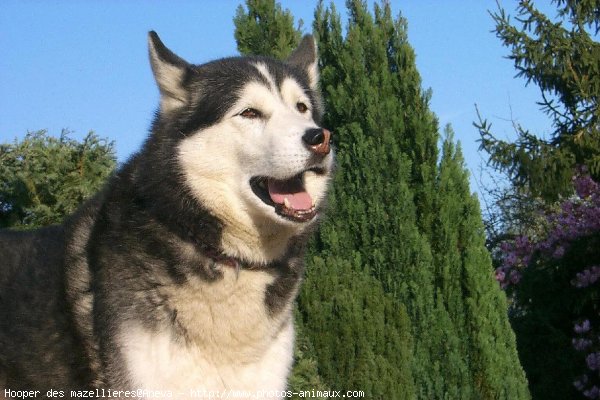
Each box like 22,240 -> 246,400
199,243 -> 242,270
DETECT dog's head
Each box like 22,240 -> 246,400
147,32 -> 334,264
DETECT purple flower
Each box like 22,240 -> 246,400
562,200 -> 576,214
583,385 -> 600,399
573,266 -> 600,289
575,374 -> 589,391
574,175 -> 599,199
509,269 -> 521,285
573,338 -> 593,351
586,352 -> 600,371
538,240 -> 552,253
575,320 -> 592,334
552,246 -> 566,259
500,241 -> 512,252
495,173 -> 600,295
515,235 -> 530,250
504,251 -> 519,267
495,268 -> 506,283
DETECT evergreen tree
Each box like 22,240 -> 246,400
234,1 -> 529,398
300,254 -> 415,398
475,0 -> 600,201
434,128 -> 529,398
234,0 -> 303,59
309,1 -> 438,396
311,2 -> 528,397
287,308 -> 329,398
477,3 -> 600,397
0,130 -> 116,229
494,174 -> 600,399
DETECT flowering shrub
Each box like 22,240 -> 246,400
496,173 -> 600,398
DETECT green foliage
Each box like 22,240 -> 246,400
235,0 -> 529,397
307,2 -> 425,396
512,233 -> 599,400
243,0 -> 533,397
0,1 -> 536,395
435,129 -> 529,399
477,3 -> 600,399
308,0 -> 529,397
288,308 -> 329,399
493,173 -> 600,399
300,254 -> 415,398
475,0 -> 600,201
0,130 -> 115,229
234,0 -> 303,59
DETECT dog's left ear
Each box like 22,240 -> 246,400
287,35 -> 319,91
148,31 -> 190,113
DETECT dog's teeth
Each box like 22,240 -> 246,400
283,198 -> 291,209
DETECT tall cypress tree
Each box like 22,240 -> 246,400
311,2 -> 529,397
309,1 -> 437,396
234,1 -> 529,398
434,128 -> 530,398
233,0 -> 302,59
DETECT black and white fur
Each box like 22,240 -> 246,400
0,32 -> 333,395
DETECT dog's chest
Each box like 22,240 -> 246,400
118,268 -> 294,393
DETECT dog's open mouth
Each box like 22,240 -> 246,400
250,169 -> 323,223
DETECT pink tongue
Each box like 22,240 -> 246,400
267,177 -> 313,211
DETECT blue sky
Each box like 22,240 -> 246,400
0,1 -> 555,198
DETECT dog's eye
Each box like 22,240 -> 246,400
240,108 -> 262,119
296,102 -> 309,113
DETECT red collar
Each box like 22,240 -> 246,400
202,246 -> 241,269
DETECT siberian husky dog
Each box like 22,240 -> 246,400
0,32 -> 333,395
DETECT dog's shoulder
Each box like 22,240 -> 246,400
0,225 -> 65,288
0,223 -> 97,388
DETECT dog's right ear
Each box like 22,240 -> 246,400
287,35 -> 319,91
148,31 -> 189,113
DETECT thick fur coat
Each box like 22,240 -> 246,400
0,32 -> 333,396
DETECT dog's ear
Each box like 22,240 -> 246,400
287,35 -> 319,91
148,31 -> 189,113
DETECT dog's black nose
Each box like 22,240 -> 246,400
303,128 -> 325,146
303,128 -> 331,155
